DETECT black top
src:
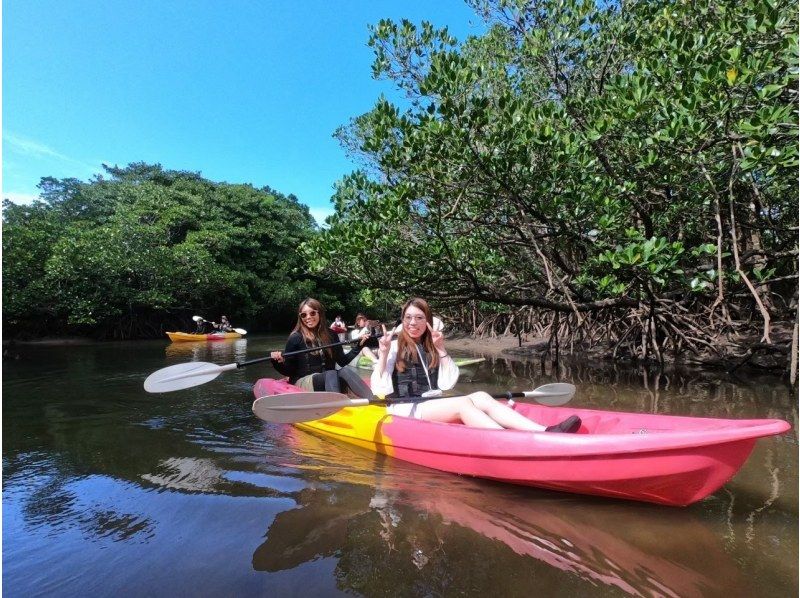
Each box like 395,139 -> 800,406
271,331 -> 360,383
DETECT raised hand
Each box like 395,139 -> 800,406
427,321 -> 445,354
377,324 -> 393,355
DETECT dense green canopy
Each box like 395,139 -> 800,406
3,163 -> 356,338
303,0 -> 798,359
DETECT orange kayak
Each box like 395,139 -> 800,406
166,331 -> 244,342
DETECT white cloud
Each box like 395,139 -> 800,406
3,132 -> 99,175
4,133 -> 72,161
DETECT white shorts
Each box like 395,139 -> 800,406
386,401 -> 425,419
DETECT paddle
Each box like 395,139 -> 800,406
252,383 -> 577,424
192,315 -> 247,335
144,335 -> 377,393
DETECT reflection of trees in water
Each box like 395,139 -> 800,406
3,350 -> 293,546
5,452 -> 156,543
461,354 -> 796,420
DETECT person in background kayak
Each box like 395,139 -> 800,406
372,297 -> 581,433
271,298 -> 372,396
350,313 -> 379,364
217,316 -> 233,332
331,315 -> 348,342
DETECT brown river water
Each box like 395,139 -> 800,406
2,335 -> 797,597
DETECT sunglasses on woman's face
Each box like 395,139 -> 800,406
299,310 -> 318,320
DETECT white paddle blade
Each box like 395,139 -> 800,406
233,328 -> 247,335
523,383 -> 576,406
253,392 -> 368,424
144,361 -> 236,393
192,315 -> 204,322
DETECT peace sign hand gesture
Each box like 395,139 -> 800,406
377,324 -> 393,356
427,321 -> 446,354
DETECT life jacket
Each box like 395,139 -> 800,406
390,343 -> 438,399
300,347 -> 331,378
291,335 -> 333,381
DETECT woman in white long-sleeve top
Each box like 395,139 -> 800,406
371,297 -> 580,432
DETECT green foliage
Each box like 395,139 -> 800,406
2,163 -> 337,338
304,0 -> 797,330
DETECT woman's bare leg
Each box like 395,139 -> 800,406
467,392 -> 547,431
416,397 -> 504,429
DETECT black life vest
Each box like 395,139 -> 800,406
298,337 -> 333,379
390,343 -> 439,399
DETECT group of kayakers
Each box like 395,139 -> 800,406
269,297 -> 581,433
269,298 -> 373,397
195,315 -> 234,334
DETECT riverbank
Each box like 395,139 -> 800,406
446,328 -> 796,381
446,332 -> 531,357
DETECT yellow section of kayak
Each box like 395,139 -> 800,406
295,405 -> 396,457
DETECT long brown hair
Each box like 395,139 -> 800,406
292,298 -> 334,358
395,297 -> 439,373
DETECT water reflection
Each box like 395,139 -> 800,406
3,338 -> 795,597
252,428 -> 749,597
457,354 -> 798,423
164,338 -> 249,363
3,452 -> 157,544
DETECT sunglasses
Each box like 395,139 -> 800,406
299,310 -> 318,320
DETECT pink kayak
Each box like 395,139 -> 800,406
252,378 -> 791,506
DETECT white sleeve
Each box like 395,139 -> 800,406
370,341 -> 398,397
436,355 -> 459,390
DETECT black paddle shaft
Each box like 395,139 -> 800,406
496,391 -> 531,400
236,332 -> 388,369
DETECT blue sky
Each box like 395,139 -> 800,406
3,1 -> 484,224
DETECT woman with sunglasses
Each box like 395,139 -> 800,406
270,298 -> 372,396
372,297 -> 581,433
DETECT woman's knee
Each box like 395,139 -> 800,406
467,391 -> 495,409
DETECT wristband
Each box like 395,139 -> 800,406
438,352 -> 449,358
